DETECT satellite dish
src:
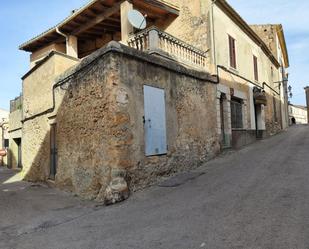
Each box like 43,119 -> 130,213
128,10 -> 147,30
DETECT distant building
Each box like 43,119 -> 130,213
305,86 -> 309,124
288,104 -> 308,125
8,95 -> 23,169
0,108 -> 9,166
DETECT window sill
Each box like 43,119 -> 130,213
229,66 -> 239,74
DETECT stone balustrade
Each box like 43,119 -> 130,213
128,27 -> 207,70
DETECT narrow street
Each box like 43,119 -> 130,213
1,125 -> 309,249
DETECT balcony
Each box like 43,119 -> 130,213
128,27 -> 208,71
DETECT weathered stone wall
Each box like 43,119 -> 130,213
158,0 -> 211,66
264,91 -> 282,136
50,43 -> 219,201
118,47 -> 219,190
250,25 -> 278,60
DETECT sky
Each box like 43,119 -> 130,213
0,0 -> 88,111
0,0 -> 308,110
228,0 -> 309,106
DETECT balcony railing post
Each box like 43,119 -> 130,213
148,28 -> 160,51
128,27 -> 208,71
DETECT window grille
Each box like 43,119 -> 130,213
231,98 -> 243,129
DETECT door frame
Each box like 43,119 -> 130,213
49,123 -> 57,180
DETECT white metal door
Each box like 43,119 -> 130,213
144,85 -> 167,156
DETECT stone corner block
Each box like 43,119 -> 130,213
104,176 -> 130,205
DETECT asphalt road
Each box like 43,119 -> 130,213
1,125 -> 309,249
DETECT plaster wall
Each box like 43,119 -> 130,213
212,6 -> 280,87
9,109 -> 22,132
23,53 -> 79,119
30,43 -> 66,68
22,53 -> 79,181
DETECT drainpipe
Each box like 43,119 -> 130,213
56,27 -> 69,43
56,27 -> 69,52
56,27 -> 78,58
210,0 -> 217,74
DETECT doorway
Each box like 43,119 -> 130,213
13,138 -> 22,168
50,123 -> 57,180
143,85 -> 167,156
220,94 -> 226,146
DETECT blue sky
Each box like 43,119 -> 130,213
228,0 -> 309,106
0,0 -> 307,110
0,0 -> 88,110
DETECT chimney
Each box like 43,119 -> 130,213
305,86 -> 309,124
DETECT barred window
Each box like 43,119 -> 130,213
231,98 -> 243,129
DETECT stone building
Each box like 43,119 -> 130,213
288,104 -> 308,125
8,95 -> 23,169
16,0 -> 289,202
208,2 -> 289,148
250,24 -> 290,131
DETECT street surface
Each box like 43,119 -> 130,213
1,125 -> 309,249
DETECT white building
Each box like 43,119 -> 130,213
288,104 -> 308,125
0,108 -> 9,147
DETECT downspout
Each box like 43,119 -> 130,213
210,0 -> 218,80
56,27 -> 69,53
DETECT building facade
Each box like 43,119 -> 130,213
0,108 -> 9,166
8,95 -> 23,169
288,104 -> 308,125
14,0 -> 289,202
207,2 -> 289,148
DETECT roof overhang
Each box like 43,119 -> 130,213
19,0 -> 179,52
214,0 -> 281,68
276,24 -> 289,68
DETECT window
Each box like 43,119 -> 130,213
4,139 -> 9,148
229,35 -> 237,69
253,55 -> 258,81
230,98 -> 243,129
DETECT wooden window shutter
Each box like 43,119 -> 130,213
253,55 -> 258,81
229,35 -> 236,69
